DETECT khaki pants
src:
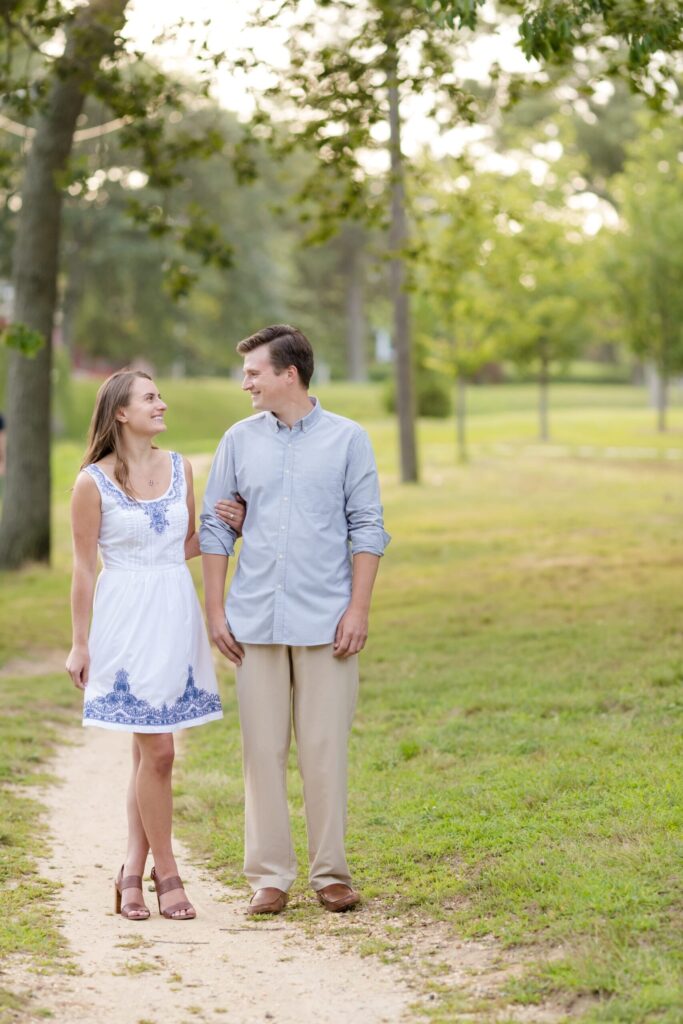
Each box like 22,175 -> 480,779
235,643 -> 359,892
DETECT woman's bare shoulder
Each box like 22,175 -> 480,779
72,468 -> 101,504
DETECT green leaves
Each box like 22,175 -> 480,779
0,322 -> 45,357
161,260 -> 197,301
515,1 -> 683,85
420,1 -> 683,98
606,111 -> 683,380
417,0 -> 486,30
180,204 -> 233,270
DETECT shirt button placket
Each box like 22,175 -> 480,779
274,437 -> 294,643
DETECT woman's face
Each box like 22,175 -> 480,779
116,377 -> 168,438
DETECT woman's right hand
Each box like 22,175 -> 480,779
215,494 -> 246,534
66,645 -> 90,690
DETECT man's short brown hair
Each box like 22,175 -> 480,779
236,325 -> 314,388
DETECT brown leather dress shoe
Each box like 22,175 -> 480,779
247,887 -> 288,916
316,883 -> 361,912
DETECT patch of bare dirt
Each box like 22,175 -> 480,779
0,650 -> 66,679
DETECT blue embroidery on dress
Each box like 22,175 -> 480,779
85,452 -> 183,535
84,665 -> 221,727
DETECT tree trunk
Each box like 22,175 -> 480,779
656,367 -> 668,433
0,0 -> 129,568
386,42 -> 418,483
539,347 -> 550,443
61,227 -> 92,356
343,223 -> 367,382
455,374 -> 467,463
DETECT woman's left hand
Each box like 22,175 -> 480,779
215,495 -> 246,534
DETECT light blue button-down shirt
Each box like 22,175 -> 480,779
199,397 -> 390,646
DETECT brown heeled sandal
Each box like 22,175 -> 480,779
114,866 -> 150,920
150,866 -> 196,920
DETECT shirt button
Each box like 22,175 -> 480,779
281,525 -> 285,530
283,496 -> 288,501
277,584 -> 282,589
278,554 -> 283,559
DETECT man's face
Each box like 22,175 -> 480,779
241,345 -> 289,414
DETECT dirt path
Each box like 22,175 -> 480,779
20,727 -> 415,1024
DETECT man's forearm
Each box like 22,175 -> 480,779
349,552 -> 380,612
202,553 -> 230,616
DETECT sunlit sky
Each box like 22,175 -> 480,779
123,0 -> 540,155
121,0 -> 615,232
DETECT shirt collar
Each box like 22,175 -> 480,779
268,396 -> 322,433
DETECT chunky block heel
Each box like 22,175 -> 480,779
114,865 -> 150,920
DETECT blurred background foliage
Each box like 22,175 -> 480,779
1,3 -> 681,427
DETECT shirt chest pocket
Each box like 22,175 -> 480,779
295,465 -> 345,518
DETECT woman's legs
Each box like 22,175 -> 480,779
133,732 -> 193,918
118,737 -> 150,918
125,736 -> 150,870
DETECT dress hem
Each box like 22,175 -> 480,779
82,710 -> 223,734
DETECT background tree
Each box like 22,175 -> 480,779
426,0 -> 683,94
413,158 -> 500,461
482,170 -> 595,441
606,113 -> 683,431
0,0 -> 130,568
0,3 -> 232,567
235,0 -> 493,483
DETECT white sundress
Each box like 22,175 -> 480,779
81,451 -> 222,733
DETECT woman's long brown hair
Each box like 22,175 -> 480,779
81,370 -> 154,498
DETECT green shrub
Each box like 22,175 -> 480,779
383,371 -> 452,418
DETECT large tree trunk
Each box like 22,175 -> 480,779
386,42 -> 418,483
61,224 -> 93,356
342,223 -> 367,382
0,0 -> 129,568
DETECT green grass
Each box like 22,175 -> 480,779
176,452 -> 683,1022
61,375 -> 683,453
0,671 -> 74,969
2,380 -> 683,1021
61,377 -> 388,449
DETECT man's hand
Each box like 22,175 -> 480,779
333,606 -> 368,658
207,613 -> 244,666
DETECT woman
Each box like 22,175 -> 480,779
66,370 -> 244,921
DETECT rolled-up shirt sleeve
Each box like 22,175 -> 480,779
345,429 -> 391,556
199,431 -> 238,557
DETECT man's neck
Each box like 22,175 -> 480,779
271,394 -> 313,429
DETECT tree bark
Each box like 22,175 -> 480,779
456,374 -> 467,463
656,366 -> 668,433
386,41 -> 418,483
0,0 -> 129,568
61,222 -> 94,356
343,223 -> 367,382
539,345 -> 550,443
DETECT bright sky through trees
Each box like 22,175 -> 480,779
122,0 -> 619,233
124,0 -> 540,156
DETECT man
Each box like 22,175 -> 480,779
200,324 -> 389,916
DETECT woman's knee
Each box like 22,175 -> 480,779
138,734 -> 175,775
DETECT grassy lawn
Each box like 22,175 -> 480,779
0,671 -> 73,966
1,378 -> 682,1022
